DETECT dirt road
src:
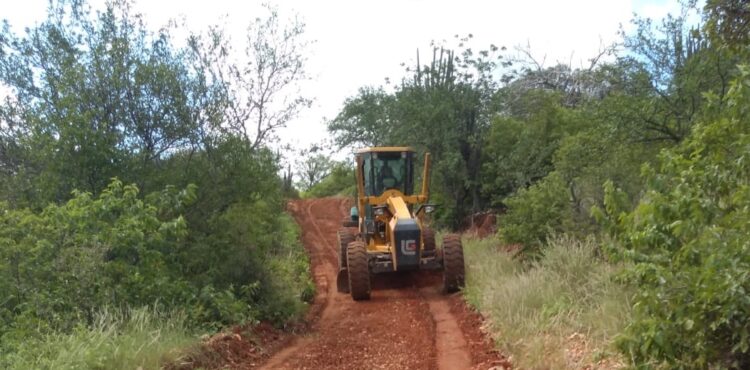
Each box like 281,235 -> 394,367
251,198 -> 507,370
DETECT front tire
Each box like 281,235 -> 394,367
442,234 -> 465,293
337,229 -> 355,293
347,241 -> 371,300
422,227 -> 436,257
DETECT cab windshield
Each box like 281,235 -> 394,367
363,151 -> 413,196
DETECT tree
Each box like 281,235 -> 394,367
703,0 -> 750,49
481,89 -> 574,204
617,7 -> 739,143
329,37 -> 506,227
0,0 -> 199,203
187,4 -> 311,151
601,66 -> 750,369
295,145 -> 333,191
328,86 -> 395,148
506,43 -> 616,108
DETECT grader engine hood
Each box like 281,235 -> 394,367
389,218 -> 421,270
387,195 -> 421,270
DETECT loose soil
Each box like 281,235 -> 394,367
189,197 -> 509,370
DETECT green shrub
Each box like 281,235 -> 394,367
463,235 -> 631,369
0,178 -> 314,360
0,179 -> 196,339
499,171 -> 573,253
256,213 -> 315,324
600,67 -> 750,368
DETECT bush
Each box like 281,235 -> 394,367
499,172 -> 573,254
0,180 -> 195,340
0,178 -> 314,361
462,235 -> 631,369
601,67 -> 750,368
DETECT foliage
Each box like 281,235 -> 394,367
481,89 -> 577,203
0,177 -> 313,362
600,67 -> 750,368
617,8 -> 740,143
0,0 -> 200,204
498,172 -> 572,253
329,37 -> 504,227
302,162 -> 355,199
703,0 -> 750,50
295,145 -> 335,191
0,0 -> 314,365
328,87 -> 396,148
0,180 -> 190,337
463,235 -> 631,369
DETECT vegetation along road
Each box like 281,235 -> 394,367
2,0 -> 750,369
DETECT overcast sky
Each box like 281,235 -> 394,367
2,0 -> 683,156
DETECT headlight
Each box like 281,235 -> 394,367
424,205 -> 435,213
374,207 -> 386,216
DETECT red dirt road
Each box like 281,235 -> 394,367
256,197 -> 507,370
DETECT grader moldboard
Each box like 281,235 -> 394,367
336,147 -> 465,301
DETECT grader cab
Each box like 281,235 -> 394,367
336,147 -> 465,300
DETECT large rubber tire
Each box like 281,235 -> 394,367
338,229 -> 355,270
347,241 -> 371,300
442,234 -> 465,293
337,229 -> 355,293
422,227 -> 436,255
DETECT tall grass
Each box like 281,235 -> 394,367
462,235 -> 631,369
2,307 -> 199,370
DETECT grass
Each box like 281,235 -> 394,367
462,234 -> 632,369
2,307 -> 200,370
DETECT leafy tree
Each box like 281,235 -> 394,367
703,0 -> 750,50
329,37 -> 504,227
481,89 -> 575,204
599,67 -> 750,368
295,145 -> 334,191
0,2 -> 315,357
303,162 -> 355,198
617,7 -> 739,143
329,86 -> 396,148
0,180 -> 193,338
0,0 -> 200,204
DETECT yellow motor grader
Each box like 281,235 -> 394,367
336,147 -> 465,300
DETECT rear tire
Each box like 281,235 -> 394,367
422,227 -> 436,256
347,241 -> 371,300
338,229 -> 355,270
337,229 -> 355,293
442,234 -> 465,293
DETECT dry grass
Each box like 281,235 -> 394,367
462,234 -> 631,369
3,307 -> 200,370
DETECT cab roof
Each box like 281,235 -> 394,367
354,146 -> 415,154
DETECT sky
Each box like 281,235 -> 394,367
1,0 -> 684,157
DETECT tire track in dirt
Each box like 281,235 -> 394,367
258,197 -> 504,370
